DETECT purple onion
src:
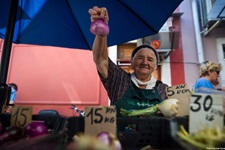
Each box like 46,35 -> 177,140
97,131 -> 122,150
90,18 -> 109,37
25,122 -> 48,138
97,131 -> 110,145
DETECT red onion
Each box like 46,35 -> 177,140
97,131 -> 122,150
97,131 -> 110,145
90,18 -> 109,37
25,122 -> 48,138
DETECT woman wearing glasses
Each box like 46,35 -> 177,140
193,60 -> 224,91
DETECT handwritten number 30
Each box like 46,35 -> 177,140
191,95 -> 212,112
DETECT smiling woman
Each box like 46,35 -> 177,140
89,5 -> 169,117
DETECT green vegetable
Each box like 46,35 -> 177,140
120,105 -> 158,117
177,132 -> 206,149
120,98 -> 179,117
177,125 -> 225,149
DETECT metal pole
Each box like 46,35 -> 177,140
0,0 -> 18,114
0,0 -> 18,83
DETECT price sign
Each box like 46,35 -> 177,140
189,93 -> 224,134
85,106 -> 116,136
166,84 -> 191,116
10,106 -> 32,128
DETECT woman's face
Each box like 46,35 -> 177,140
208,70 -> 220,84
131,48 -> 157,79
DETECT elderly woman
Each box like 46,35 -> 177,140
88,6 -> 169,117
193,60 -> 223,91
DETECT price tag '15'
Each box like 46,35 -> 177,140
85,106 -> 116,136
189,93 -> 224,134
10,106 -> 32,128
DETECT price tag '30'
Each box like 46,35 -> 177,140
189,93 -> 224,134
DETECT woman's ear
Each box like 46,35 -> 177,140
208,69 -> 214,75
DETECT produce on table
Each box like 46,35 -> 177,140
25,121 -> 48,138
68,132 -> 122,150
68,134 -> 112,150
0,126 -> 23,142
177,125 -> 225,149
0,117 -> 50,145
120,98 -> 179,117
90,18 -> 109,37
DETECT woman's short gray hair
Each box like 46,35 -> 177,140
200,61 -> 222,77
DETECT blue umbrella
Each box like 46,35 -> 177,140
1,0 -> 183,50
0,0 -> 183,112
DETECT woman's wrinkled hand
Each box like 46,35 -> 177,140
88,6 -> 109,24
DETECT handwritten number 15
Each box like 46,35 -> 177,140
86,108 -> 103,125
11,107 -> 28,127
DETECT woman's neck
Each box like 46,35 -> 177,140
135,74 -> 151,82
203,76 -> 211,81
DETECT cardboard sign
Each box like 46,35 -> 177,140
85,106 -> 116,136
11,106 -> 32,128
189,93 -> 224,134
166,84 -> 191,116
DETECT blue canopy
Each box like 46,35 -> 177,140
0,0 -> 183,50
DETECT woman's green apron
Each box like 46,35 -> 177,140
116,81 -> 163,117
